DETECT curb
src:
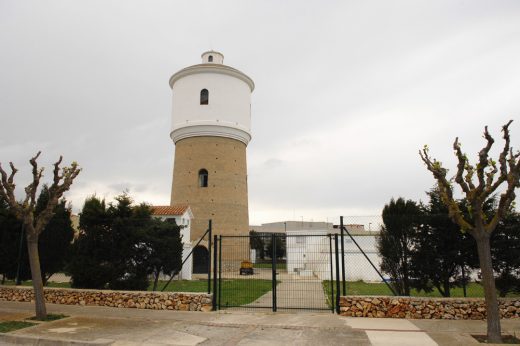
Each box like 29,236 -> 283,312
0,333 -> 113,345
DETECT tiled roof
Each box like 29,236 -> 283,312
152,205 -> 189,216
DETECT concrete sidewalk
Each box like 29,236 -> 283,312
1,301 -> 519,345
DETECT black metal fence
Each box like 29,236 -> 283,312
209,229 -> 395,313
208,214 -> 507,312
337,215 -> 489,298
6,213 -> 516,310
214,233 -> 337,312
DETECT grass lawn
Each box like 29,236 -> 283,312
321,280 -> 517,298
155,278 -> 275,307
152,279 -> 208,292
218,279 -> 274,307
0,321 -> 35,333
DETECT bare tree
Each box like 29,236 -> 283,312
0,152 -> 80,319
419,120 -> 520,343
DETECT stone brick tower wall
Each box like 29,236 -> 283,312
169,51 -> 254,242
171,136 -> 248,240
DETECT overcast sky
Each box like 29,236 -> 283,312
1,0 -> 519,226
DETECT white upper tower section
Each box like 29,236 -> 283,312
169,51 -> 255,145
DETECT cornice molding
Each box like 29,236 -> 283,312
169,64 -> 255,91
170,124 -> 252,146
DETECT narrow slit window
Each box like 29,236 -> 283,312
200,89 -> 209,105
199,169 -> 208,187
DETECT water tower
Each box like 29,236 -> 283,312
169,51 -> 254,243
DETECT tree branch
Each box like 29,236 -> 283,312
34,160 -> 81,235
23,152 -> 43,211
475,126 -> 494,195
500,121 -> 513,175
0,162 -> 22,218
52,156 -> 63,186
482,121 -> 513,201
419,147 -> 473,231
453,138 -> 472,193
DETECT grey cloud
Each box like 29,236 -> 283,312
1,0 -> 520,223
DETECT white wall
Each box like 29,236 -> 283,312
171,72 -> 252,144
153,214 -> 191,245
286,231 -> 384,282
286,230 -> 329,275
179,243 -> 192,280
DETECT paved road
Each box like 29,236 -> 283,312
1,301 -> 520,345
0,301 -> 366,345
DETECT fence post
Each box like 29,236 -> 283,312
334,234 -> 341,314
218,235 -> 222,309
271,233 -> 277,312
212,234 -> 218,311
207,220 -> 212,294
329,234 -> 334,313
340,216 -> 346,296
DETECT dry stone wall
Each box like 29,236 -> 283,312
340,296 -> 520,319
0,286 -> 212,312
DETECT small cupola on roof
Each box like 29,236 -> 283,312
201,51 -> 224,64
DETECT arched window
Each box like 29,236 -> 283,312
200,89 -> 209,105
208,55 -> 213,62
198,169 -> 208,187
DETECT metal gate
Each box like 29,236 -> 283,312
212,233 -> 340,312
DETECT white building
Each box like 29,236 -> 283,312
152,205 -> 193,280
250,221 -> 334,233
253,221 -> 383,282
285,229 -> 382,282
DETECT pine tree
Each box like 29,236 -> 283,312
378,197 -> 421,296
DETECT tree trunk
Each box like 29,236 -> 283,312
443,276 -> 451,297
461,264 -> 467,297
475,233 -> 502,343
152,270 -> 159,291
402,244 -> 410,296
26,234 -> 47,319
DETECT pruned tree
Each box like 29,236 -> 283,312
0,187 -> 74,286
36,185 -> 75,285
419,120 -> 520,343
0,152 -> 80,319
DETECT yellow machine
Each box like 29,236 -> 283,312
239,260 -> 254,275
